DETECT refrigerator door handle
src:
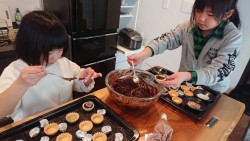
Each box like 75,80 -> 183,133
73,33 -> 118,40
84,56 -> 116,67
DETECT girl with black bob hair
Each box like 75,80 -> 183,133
128,0 -> 242,93
15,10 -> 69,66
0,11 -> 102,121
190,0 -> 241,28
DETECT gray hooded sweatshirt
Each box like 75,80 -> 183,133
147,21 -> 242,93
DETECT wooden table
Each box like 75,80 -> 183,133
0,88 -> 245,141
92,88 -> 245,141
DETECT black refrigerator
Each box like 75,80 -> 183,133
43,0 -> 121,94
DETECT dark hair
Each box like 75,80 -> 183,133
190,0 -> 241,28
15,10 -> 68,66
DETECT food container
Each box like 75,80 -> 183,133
105,69 -> 166,108
147,66 -> 221,121
0,95 -> 140,140
193,89 -> 215,102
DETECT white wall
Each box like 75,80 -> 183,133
135,0 -> 250,93
135,0 -> 190,72
0,0 -> 42,22
229,0 -> 250,92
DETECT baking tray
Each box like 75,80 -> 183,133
0,95 -> 140,141
147,66 -> 221,121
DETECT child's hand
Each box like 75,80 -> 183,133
160,72 -> 192,87
17,66 -> 47,88
127,46 -> 153,66
79,67 -> 102,86
127,53 -> 143,66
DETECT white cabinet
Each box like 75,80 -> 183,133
119,0 -> 140,30
116,0 -> 142,70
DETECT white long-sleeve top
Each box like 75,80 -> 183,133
0,57 -> 94,121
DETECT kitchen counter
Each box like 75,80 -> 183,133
0,88 -> 245,141
0,44 -> 14,53
0,44 -> 16,75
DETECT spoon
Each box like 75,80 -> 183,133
48,73 -> 86,81
131,61 -> 140,83
145,62 -> 160,75
145,62 -> 169,76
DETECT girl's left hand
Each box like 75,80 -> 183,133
160,72 -> 191,87
79,67 -> 102,86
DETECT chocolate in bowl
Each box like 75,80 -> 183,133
112,77 -> 158,98
105,69 -> 166,108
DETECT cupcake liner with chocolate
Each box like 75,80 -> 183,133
82,101 -> 95,112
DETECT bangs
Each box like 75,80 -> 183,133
41,25 -> 68,51
190,0 -> 240,28
193,0 -> 208,11
37,23 -> 68,65
15,11 -> 68,66
191,0 -> 229,23
27,19 -> 68,64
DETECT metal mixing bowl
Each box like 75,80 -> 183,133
105,69 -> 166,108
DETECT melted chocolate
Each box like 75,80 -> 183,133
112,77 -> 158,98
156,75 -> 165,80
84,101 -> 94,108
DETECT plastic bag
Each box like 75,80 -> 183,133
145,113 -> 173,141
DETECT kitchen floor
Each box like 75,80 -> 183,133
227,114 -> 250,141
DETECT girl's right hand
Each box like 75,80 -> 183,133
127,53 -> 145,66
127,46 -> 152,66
16,66 -> 47,88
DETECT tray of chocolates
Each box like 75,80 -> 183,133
147,66 -> 221,121
0,95 -> 140,141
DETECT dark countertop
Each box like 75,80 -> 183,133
0,44 -> 16,75
0,44 -> 14,53
0,22 -> 18,53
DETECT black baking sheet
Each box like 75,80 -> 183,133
0,95 -> 139,141
147,66 -> 221,121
